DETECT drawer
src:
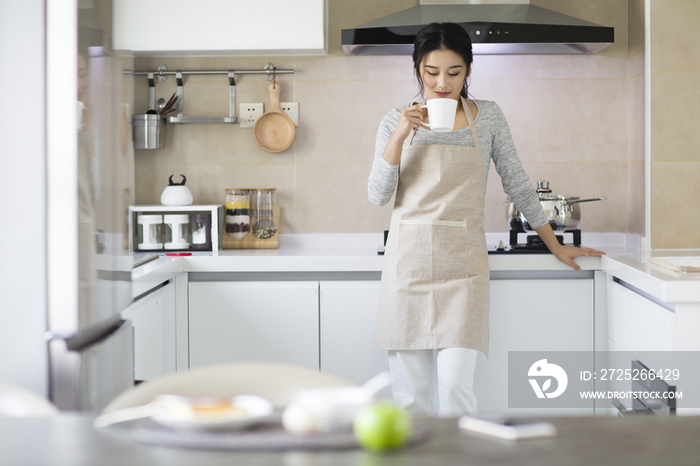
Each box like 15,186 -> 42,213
633,289 -> 675,352
607,279 -> 636,351
606,277 -> 676,354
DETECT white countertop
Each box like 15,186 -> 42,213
131,233 -> 601,296
130,233 -> 700,304
133,232 -> 603,273
601,250 -> 700,303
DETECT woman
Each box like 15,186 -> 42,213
367,22 -> 604,418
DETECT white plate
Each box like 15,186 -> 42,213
149,394 -> 274,431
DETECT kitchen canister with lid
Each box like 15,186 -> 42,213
224,189 -> 251,239
129,205 -> 222,252
163,214 -> 190,250
137,214 -> 164,250
251,189 -> 277,240
221,188 -> 279,249
190,214 -> 212,250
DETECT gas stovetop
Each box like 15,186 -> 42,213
378,229 -> 584,255
488,229 -> 582,254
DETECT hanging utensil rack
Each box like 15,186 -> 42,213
134,63 -> 293,124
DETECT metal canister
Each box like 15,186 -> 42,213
133,114 -> 165,149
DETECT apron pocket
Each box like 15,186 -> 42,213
396,220 -> 469,280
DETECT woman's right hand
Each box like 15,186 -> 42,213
381,104 -> 427,165
393,103 -> 426,140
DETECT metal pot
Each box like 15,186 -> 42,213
505,180 -> 606,231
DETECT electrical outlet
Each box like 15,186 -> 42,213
238,103 -> 264,128
280,102 -> 299,127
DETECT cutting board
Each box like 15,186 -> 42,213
651,256 -> 700,273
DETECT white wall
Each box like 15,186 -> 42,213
0,1 -> 49,397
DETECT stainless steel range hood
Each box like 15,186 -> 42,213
341,3 -> 614,55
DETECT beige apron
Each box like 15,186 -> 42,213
375,97 -> 490,356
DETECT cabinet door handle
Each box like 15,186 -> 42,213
46,314 -> 127,352
613,397 -> 636,416
613,397 -> 651,416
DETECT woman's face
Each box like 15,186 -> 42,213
419,48 -> 469,101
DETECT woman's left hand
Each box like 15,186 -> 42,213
551,245 -> 605,272
534,223 -> 605,271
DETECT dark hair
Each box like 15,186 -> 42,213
412,22 -> 473,99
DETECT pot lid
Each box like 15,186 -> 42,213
537,193 -> 579,201
535,180 -> 580,200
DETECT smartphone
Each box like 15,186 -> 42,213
458,415 -> 557,440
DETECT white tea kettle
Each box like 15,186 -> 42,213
161,174 -> 193,206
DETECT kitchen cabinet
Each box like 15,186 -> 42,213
319,281 -> 389,390
188,281 -> 319,369
187,274 -> 595,412
600,253 -> 700,415
605,275 -> 677,412
187,277 -> 388,388
113,0 -> 326,56
473,277 -> 595,416
130,281 -> 177,382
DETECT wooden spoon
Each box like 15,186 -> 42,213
254,82 -> 295,153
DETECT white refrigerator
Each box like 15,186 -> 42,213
44,0 -> 136,411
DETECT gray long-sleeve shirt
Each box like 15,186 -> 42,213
367,99 -> 549,230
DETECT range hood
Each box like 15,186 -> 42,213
341,3 -> 614,55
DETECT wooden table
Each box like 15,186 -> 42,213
2,414 -> 700,465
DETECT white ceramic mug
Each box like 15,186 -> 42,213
421,98 -> 458,132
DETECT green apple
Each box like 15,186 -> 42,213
353,402 -> 412,451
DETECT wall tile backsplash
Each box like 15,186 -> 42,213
649,0 -> 700,248
134,0 -> 647,237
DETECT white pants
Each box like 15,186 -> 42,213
388,348 -> 478,418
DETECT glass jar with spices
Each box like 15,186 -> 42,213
251,188 -> 277,240
225,189 -> 251,239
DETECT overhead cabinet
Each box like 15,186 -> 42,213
113,0 -> 326,56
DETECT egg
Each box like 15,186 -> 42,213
282,402 -> 321,435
